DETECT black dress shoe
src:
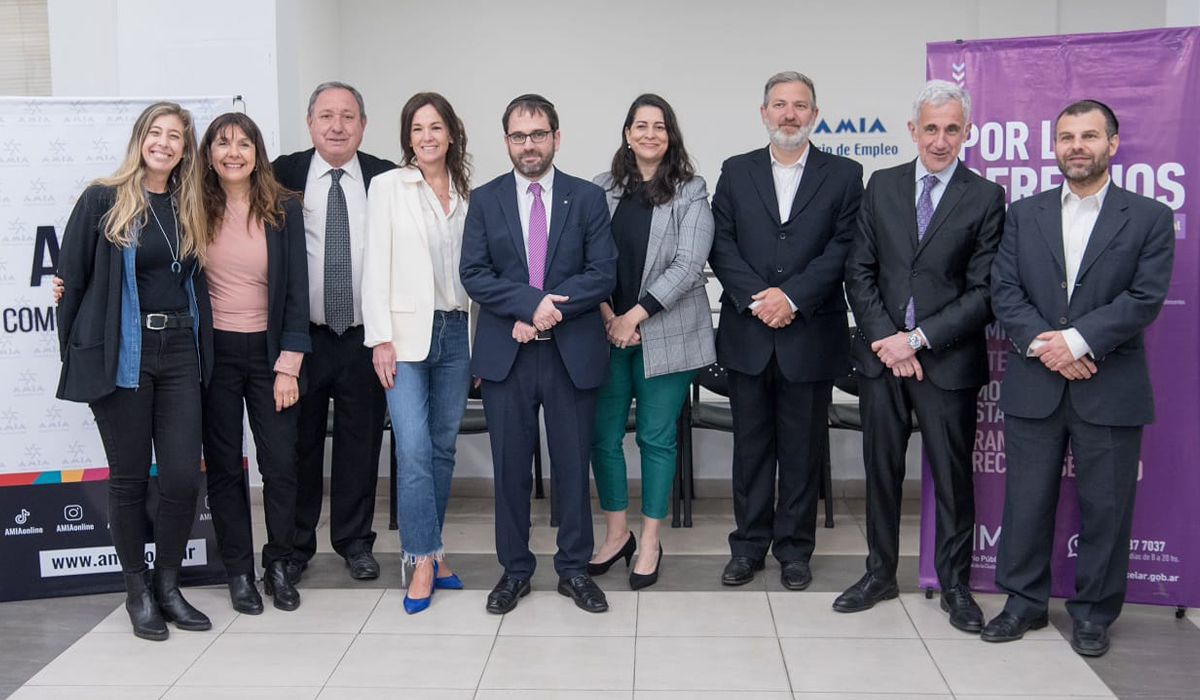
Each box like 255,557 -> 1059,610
832,573 -> 899,612
284,558 -> 307,585
227,573 -> 264,615
152,567 -> 212,631
940,584 -> 984,633
588,531 -> 636,576
780,560 -> 812,591
629,544 -> 663,591
980,610 -> 1049,642
1071,620 -> 1110,657
345,551 -> 380,580
558,574 -> 609,613
486,575 -> 531,614
721,556 -> 765,586
263,560 -> 301,611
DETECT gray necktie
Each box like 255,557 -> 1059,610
905,174 -> 939,330
324,168 -> 353,335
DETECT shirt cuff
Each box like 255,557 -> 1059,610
914,327 -> 929,349
1026,338 -> 1046,357
783,293 -> 798,313
273,350 -> 304,378
638,294 -> 663,318
1062,328 -> 1092,360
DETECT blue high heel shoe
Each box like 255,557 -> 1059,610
402,560 -> 436,614
433,560 -> 464,590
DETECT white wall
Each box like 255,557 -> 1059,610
48,0 -> 282,155
43,0 -> 1190,484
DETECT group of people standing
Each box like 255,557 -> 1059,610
54,71 -> 1172,661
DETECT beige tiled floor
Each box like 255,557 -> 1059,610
13,494 -> 1181,699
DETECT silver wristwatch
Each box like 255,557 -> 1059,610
907,331 -> 923,350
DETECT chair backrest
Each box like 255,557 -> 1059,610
694,363 -> 729,399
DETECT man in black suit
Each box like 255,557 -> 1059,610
840,80 -> 1004,631
709,72 -> 863,590
460,94 -> 617,614
272,82 -> 396,582
983,100 -> 1174,657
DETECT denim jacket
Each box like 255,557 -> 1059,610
116,221 -> 203,389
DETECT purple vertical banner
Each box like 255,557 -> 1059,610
920,28 -> 1200,608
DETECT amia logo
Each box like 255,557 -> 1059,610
814,117 -> 887,135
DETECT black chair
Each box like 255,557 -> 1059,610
679,362 -> 837,529
386,383 -> 554,531
673,364 -> 732,528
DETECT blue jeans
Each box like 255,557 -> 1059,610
385,311 -> 470,560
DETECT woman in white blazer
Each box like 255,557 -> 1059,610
588,94 -> 716,590
362,92 -> 472,614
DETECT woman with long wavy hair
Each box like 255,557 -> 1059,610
56,102 -> 214,640
198,112 -> 310,614
589,93 -> 716,589
362,92 -> 472,613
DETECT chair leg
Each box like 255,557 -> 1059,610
680,404 -> 694,529
388,423 -> 398,531
821,427 -> 834,529
671,405 -> 685,528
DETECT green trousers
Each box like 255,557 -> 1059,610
590,345 -> 695,519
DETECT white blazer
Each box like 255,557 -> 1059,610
362,166 -> 470,360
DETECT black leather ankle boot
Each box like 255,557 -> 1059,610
152,567 -> 212,631
263,559 -> 301,611
228,573 -> 264,615
123,570 -> 168,641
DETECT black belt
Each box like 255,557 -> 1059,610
535,329 -> 553,341
141,312 -> 192,330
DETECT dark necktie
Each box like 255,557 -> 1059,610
905,174 -> 939,330
324,168 -> 353,335
527,182 -> 547,289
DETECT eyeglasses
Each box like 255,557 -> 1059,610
506,130 -> 552,145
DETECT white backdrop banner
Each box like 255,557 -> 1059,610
0,96 -> 232,601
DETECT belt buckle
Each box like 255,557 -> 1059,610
534,329 -> 552,341
145,313 -> 168,331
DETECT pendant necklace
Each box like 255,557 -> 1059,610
148,195 -> 183,274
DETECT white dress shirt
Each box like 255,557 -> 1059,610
416,180 -> 469,312
754,145 -> 810,314
770,144 -> 809,223
303,151 -> 368,327
1027,177 -> 1110,360
514,167 -> 555,262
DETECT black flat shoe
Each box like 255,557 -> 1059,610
588,531 -> 636,576
263,560 -> 301,612
780,560 -> 812,591
980,610 -> 1049,642
486,575 -> 531,614
284,558 -> 307,585
630,544 -> 663,591
832,572 -> 899,612
558,574 -> 609,613
940,584 -> 984,633
1071,620 -> 1110,657
228,573 -> 263,615
345,551 -> 380,580
721,556 -> 764,586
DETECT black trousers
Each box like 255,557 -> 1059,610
727,354 -> 832,563
294,324 -> 385,560
90,326 -> 202,574
860,372 -> 977,588
202,330 -> 299,575
481,339 -> 597,580
996,391 -> 1142,627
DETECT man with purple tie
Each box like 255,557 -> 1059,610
460,94 -> 618,614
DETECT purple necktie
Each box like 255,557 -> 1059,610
905,174 -> 939,329
527,182 -> 547,289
